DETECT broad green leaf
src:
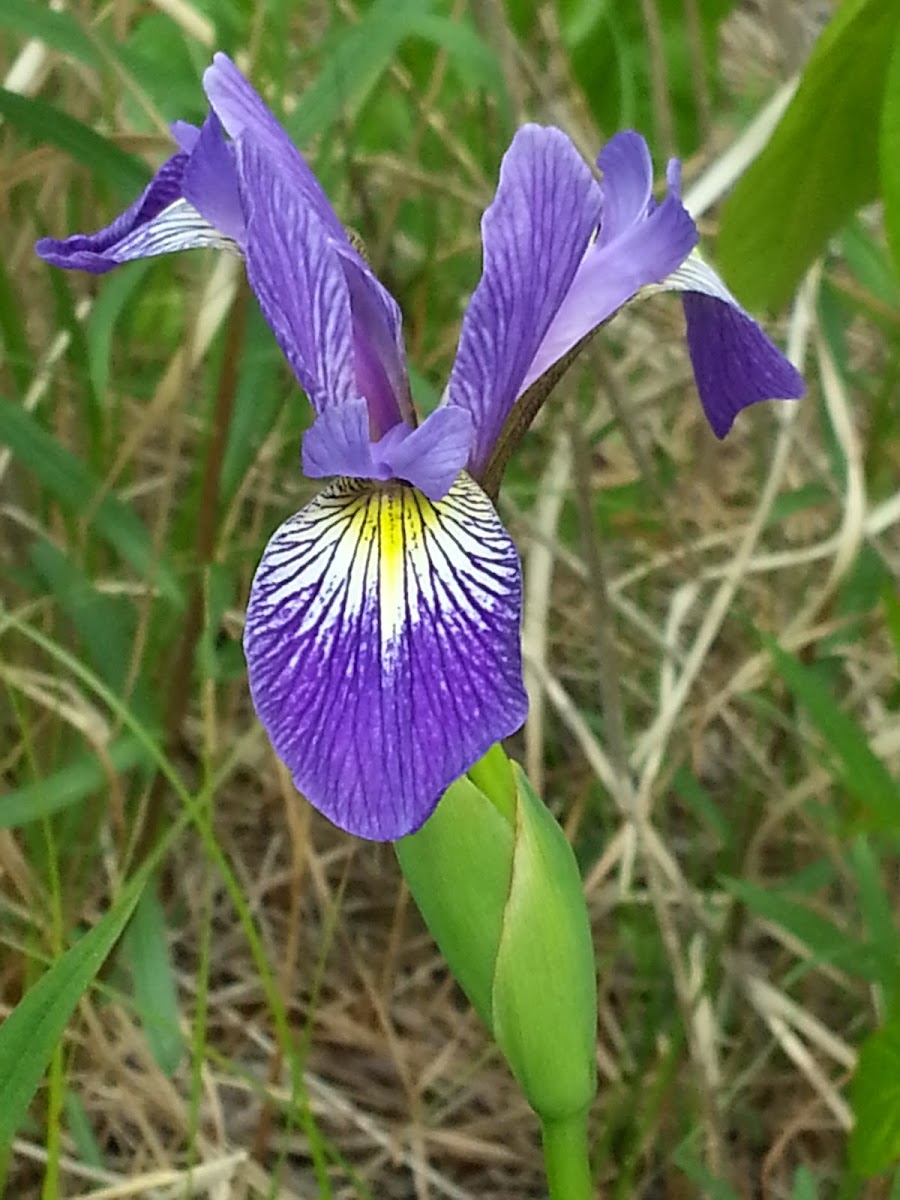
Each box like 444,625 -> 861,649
0,396 -> 182,605
849,1010 -> 900,1174
765,637 -> 900,830
717,0 -> 900,308
121,883 -> 185,1075
0,736 -> 151,829
0,89 -> 148,195
881,23 -> 900,273
0,869 -> 150,1149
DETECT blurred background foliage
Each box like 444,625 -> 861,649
1,0 -> 900,1196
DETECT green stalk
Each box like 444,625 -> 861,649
541,1112 -> 593,1200
542,1108 -> 592,1195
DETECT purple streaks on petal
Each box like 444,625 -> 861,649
203,52 -> 347,243
682,292 -> 805,437
35,154 -> 190,272
447,125 -> 603,473
238,141 -> 356,413
35,113 -> 243,273
243,473 -> 527,840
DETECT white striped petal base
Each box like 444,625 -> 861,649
243,472 -> 527,840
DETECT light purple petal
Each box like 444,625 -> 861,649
303,404 -> 473,502
238,140 -> 356,413
595,130 -> 654,243
662,254 -> 805,436
182,112 -> 244,244
519,191 -> 697,393
35,114 -> 242,273
302,400 -> 385,480
203,52 -> 346,243
36,154 -> 190,273
244,473 -> 527,840
337,248 -> 412,433
170,120 -> 201,152
379,406 -> 474,501
447,125 -> 604,474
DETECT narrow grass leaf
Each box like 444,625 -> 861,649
717,0 -> 900,308
86,261 -> 151,404
0,396 -> 182,605
288,0 -> 438,143
0,868 -> 150,1149
122,882 -> 185,1076
848,836 -> 900,1004
0,89 -> 148,195
881,24 -> 900,273
724,878 -> 882,980
0,253 -> 33,397
0,0 -> 102,69
849,1009 -> 900,1175
63,1092 -> 105,1172
764,636 -> 900,830
0,735 -> 151,829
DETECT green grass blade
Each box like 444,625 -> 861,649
0,395 -> 182,606
764,637 -> 900,830
0,735 -> 151,830
121,882 -> 185,1076
0,866 -> 150,1149
0,89 -> 148,195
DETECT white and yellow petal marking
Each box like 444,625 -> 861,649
243,472 -> 527,840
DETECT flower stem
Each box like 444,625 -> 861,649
541,1113 -> 593,1200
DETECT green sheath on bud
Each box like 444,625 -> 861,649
396,749 -> 597,1123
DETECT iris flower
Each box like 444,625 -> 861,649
37,54 -> 804,840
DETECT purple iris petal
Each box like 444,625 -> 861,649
682,293 -> 804,436
594,129 -> 654,239
446,125 -> 604,475
377,406 -> 474,501
238,140 -> 357,414
35,113 -> 241,273
244,472 -> 527,840
202,52 -> 347,243
517,132 -> 697,394
302,404 -> 473,501
302,401 -> 383,480
182,112 -> 244,243
238,141 -> 414,445
338,248 -> 414,432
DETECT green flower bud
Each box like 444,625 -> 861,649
396,750 -> 596,1123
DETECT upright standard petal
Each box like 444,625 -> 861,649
203,51 -> 347,242
662,253 -> 806,437
518,131 -> 697,394
244,473 -> 528,840
35,114 -> 241,273
447,125 -> 603,475
238,140 -> 358,414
